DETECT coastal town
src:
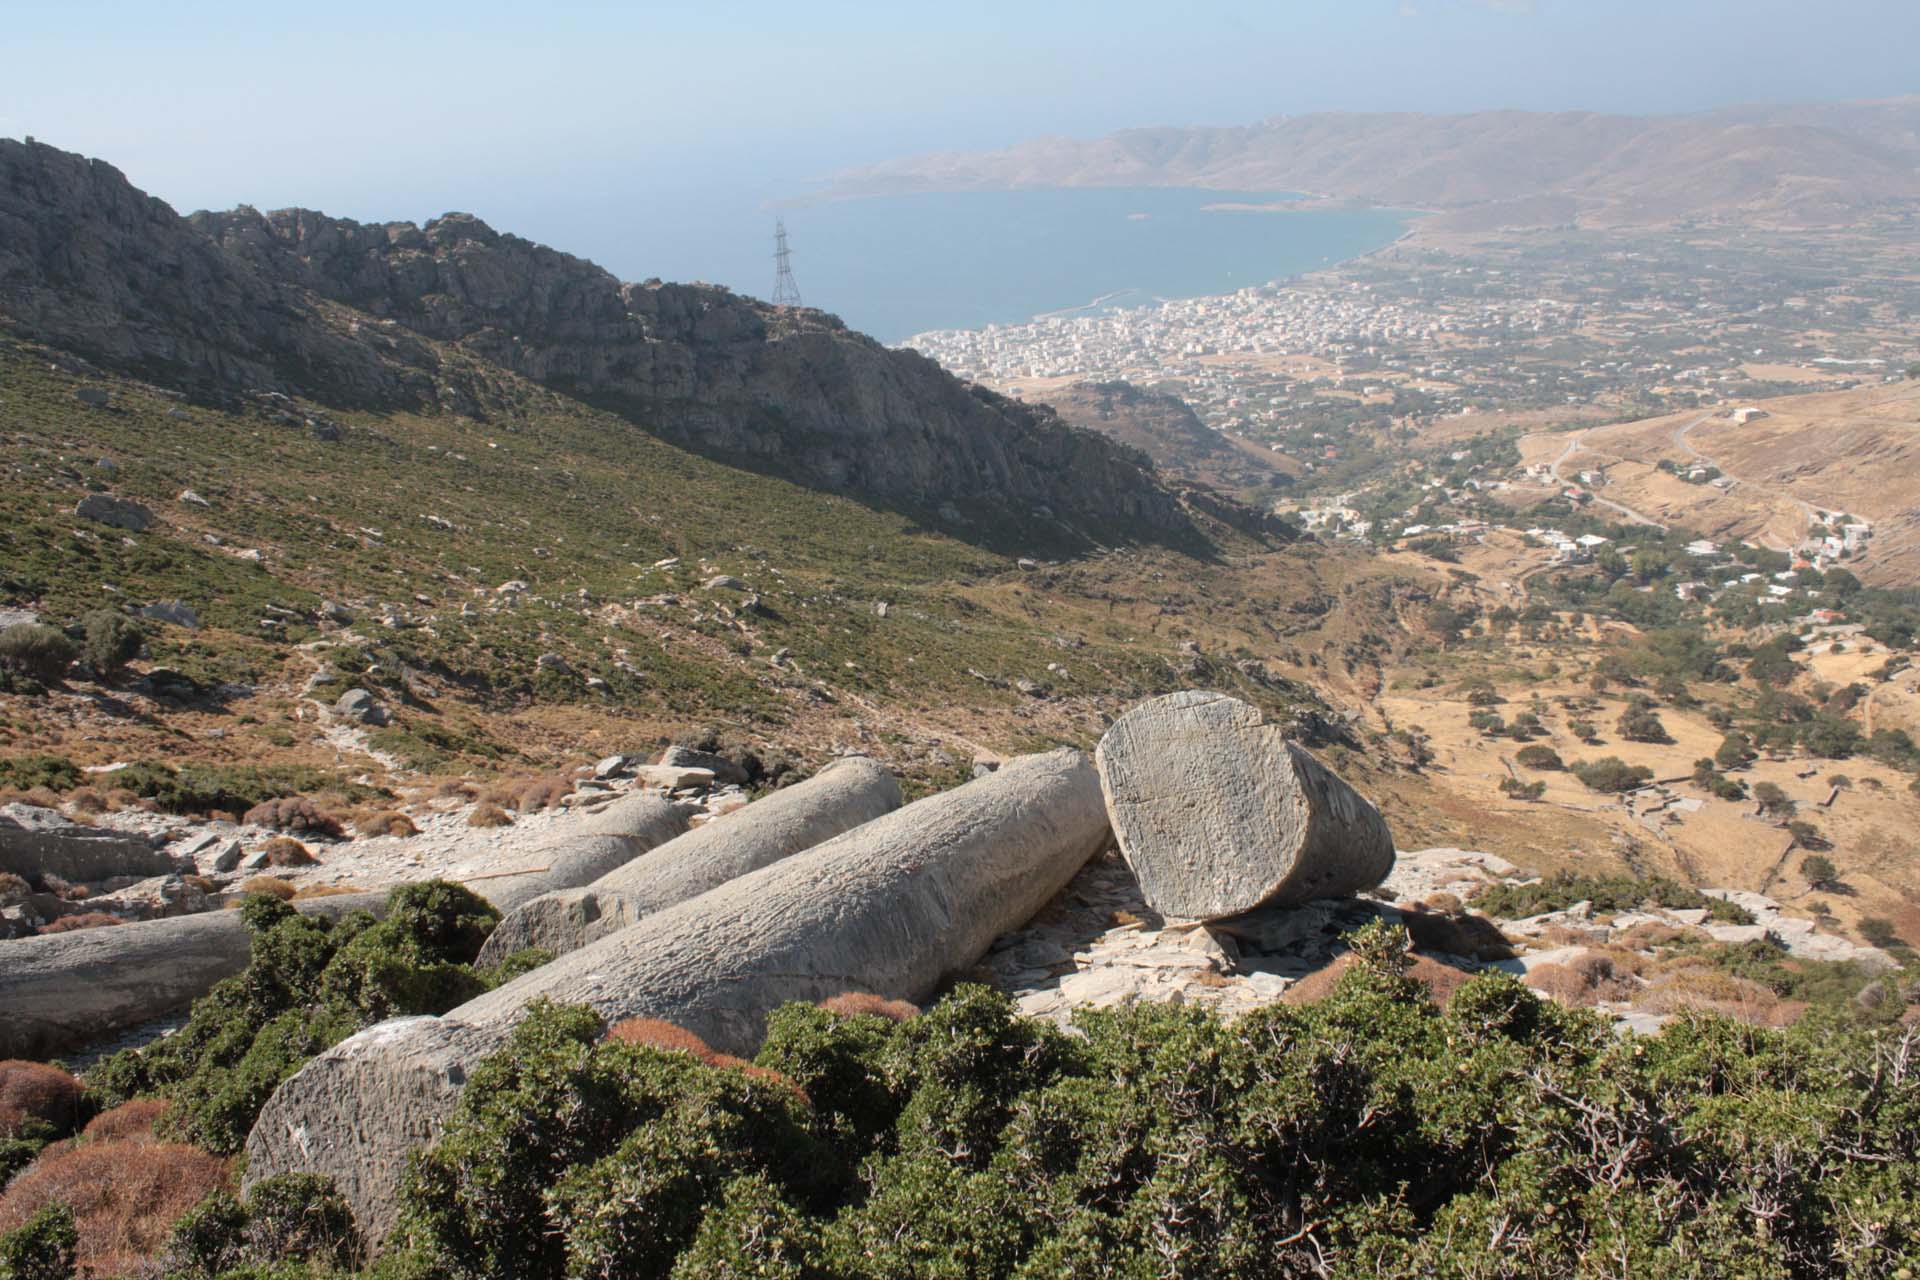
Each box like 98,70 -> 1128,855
904,230 -> 1920,475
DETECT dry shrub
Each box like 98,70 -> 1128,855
1616,921 -> 1693,950
66,787 -> 109,815
1401,908 -> 1515,960
1420,891 -> 1465,915
181,874 -> 217,894
260,837 -> 317,867
1109,909 -> 1146,928
1527,950 -> 1641,1007
0,1139 -> 231,1275
0,872 -> 28,904
1282,951 -> 1471,1007
1525,963 -> 1593,1006
1191,969 -> 1234,989
477,781 -> 522,808
39,912 -> 124,934
1538,922 -> 1608,948
705,1054 -> 811,1105
207,809 -> 238,825
58,881 -> 94,901
467,802 -> 512,829
104,788 -> 138,810
237,876 -> 296,900
356,810 -> 420,838
819,992 -> 921,1022
0,1061 -> 84,1140
0,786 -> 64,810
242,796 -> 344,838
1634,968 -> 1787,1025
291,884 -> 366,901
433,779 -> 479,800
605,1018 -> 713,1060
81,1098 -> 170,1144
516,776 -> 574,813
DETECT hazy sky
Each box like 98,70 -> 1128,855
8,0 -> 1917,286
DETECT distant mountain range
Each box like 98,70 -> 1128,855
823,98 -> 1920,231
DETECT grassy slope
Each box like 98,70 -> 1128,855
1,338 -> 1401,797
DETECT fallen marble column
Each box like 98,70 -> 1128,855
245,748 -> 1110,1241
475,756 -> 901,966
0,792 -> 688,1059
1095,689 -> 1394,920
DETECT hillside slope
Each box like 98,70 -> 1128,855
0,138 -> 1190,546
824,98 -> 1920,230
1027,380 -> 1297,503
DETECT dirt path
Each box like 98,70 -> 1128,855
1542,428 -> 1670,530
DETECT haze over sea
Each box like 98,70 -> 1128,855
629,187 -> 1410,345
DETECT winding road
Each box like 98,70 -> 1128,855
1542,426 -> 1671,530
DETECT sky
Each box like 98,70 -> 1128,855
6,0 -> 1917,289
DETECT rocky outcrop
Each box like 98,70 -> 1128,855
245,748 -> 1111,1239
0,137 -> 1193,538
1095,690 -> 1395,920
188,203 -> 1190,535
0,803 -> 173,883
0,140 -> 424,407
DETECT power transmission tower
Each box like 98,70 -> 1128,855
772,217 -> 802,307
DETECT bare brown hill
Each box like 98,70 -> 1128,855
825,98 -> 1920,231
1522,380 -> 1920,584
1026,381 -> 1297,499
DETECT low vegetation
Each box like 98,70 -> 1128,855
85,883 -> 545,1156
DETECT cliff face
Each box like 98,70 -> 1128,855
0,140 -> 420,407
0,139 -> 1190,539
191,205 -> 1187,530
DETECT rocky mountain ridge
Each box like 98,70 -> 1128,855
0,139 -> 1197,542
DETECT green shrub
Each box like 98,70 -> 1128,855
1513,744 -> 1563,770
78,610 -> 142,678
0,1201 -> 77,1280
87,882 -> 503,1155
0,624 -> 74,684
1471,872 -> 1752,922
0,755 -> 80,794
1570,756 -> 1653,793
161,1175 -> 361,1279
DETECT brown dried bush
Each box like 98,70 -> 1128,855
290,884 -> 367,901
1283,951 -> 1472,1007
433,779 -> 479,800
81,1098 -> 170,1144
260,837 -> 317,867
39,912 -> 124,934
466,802 -> 512,829
1419,891 -> 1464,915
356,810 -> 420,838
104,788 -> 139,810
1525,963 -> 1593,1006
515,776 -> 574,813
819,992 -> 921,1022
705,1054 -> 811,1105
0,872 -> 28,904
1615,921 -> 1692,950
0,1139 -> 231,1275
477,781 -> 523,808
242,796 -> 344,838
0,786 -> 65,810
605,1018 -> 713,1060
66,787 -> 109,815
1537,922 -> 1609,948
181,874 -> 217,894
1634,968 -> 1790,1026
237,876 -> 296,901
0,1061 -> 84,1140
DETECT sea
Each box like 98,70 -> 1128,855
613,187 -> 1411,346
